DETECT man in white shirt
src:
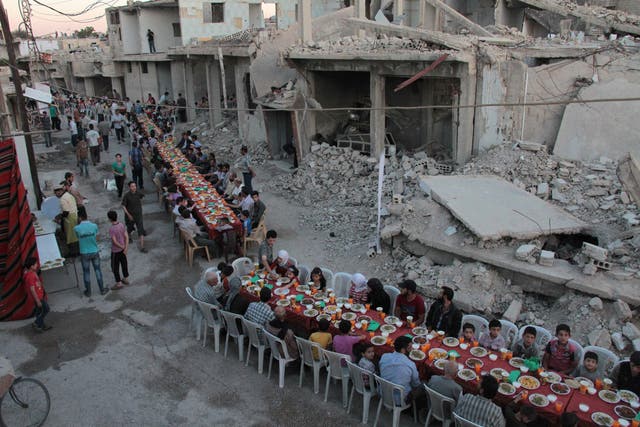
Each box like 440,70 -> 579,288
112,112 -> 125,144
85,124 -> 101,165
68,116 -> 78,147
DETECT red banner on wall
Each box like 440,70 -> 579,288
0,138 -> 38,321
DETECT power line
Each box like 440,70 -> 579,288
30,0 -> 118,17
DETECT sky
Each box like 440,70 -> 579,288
7,0 -> 276,36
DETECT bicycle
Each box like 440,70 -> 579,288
0,376 -> 50,427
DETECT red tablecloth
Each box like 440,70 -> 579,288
564,387 -> 621,427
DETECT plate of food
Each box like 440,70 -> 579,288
591,412 -> 614,426
371,336 -> 387,346
380,325 -> 397,334
301,298 -> 315,306
528,393 -> 549,408
598,389 -> 620,404
443,337 -> 459,347
324,305 -> 338,314
313,292 -> 327,300
619,389 -> 639,404
498,382 -> 516,396
241,275 -> 252,281
465,358 -> 484,369
336,297 -> 349,305
509,357 -> 525,368
550,383 -> 571,396
490,368 -> 509,380
565,378 -> 580,389
274,287 -> 290,296
303,309 -> 319,317
276,299 -> 291,307
575,377 -> 594,388
246,285 -> 260,293
316,313 -> 331,322
357,315 -> 372,323
614,405 -> 638,420
519,376 -> 541,390
384,316 -> 400,325
409,350 -> 426,361
279,277 -> 291,285
434,358 -> 448,370
342,312 -> 357,321
297,285 -> 310,292
351,303 -> 365,312
545,371 -> 562,384
457,368 -> 476,381
412,327 -> 427,336
412,336 -> 428,345
469,347 -> 488,357
429,348 -> 448,360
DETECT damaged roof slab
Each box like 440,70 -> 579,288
420,175 -> 586,241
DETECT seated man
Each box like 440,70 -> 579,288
270,250 -> 294,277
394,280 -> 426,326
177,210 -> 219,256
244,287 -> 275,326
454,375 -> 506,427
426,360 -> 462,403
379,336 -> 424,405
610,351 -> 640,394
425,286 -> 462,337
259,229 -> 277,273
250,191 -> 266,227
265,306 -> 299,360
194,267 -> 223,307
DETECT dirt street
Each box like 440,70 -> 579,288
0,130 -> 401,426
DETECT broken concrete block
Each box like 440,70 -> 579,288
620,191 -> 631,205
503,300 -> 522,323
583,263 -> 598,275
539,250 -> 555,267
606,270 -> 635,281
515,244 -> 537,261
622,322 -> 640,341
588,297 -> 604,311
588,328 -> 611,348
387,203 -> 405,216
444,226 -> 457,236
614,299 -> 633,321
582,242 -> 609,261
517,140 -> 545,152
380,222 -> 403,240
611,332 -> 627,351
634,338 -> 640,352
536,183 -> 550,197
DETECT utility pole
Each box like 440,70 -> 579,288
0,0 -> 43,207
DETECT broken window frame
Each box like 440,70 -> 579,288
204,2 -> 225,24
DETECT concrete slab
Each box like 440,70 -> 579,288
554,78 -> 640,162
420,175 -> 586,240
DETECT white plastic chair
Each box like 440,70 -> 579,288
499,319 -> 518,349
517,325 -> 553,350
242,318 -> 266,374
298,264 -> 311,284
322,349 -> 351,408
197,300 -> 223,352
346,360 -> 377,424
424,384 -> 456,427
220,310 -> 246,361
321,267 -> 334,288
185,287 -> 202,340
453,412 -> 483,427
289,256 -> 298,266
264,330 -> 297,388
384,285 -> 400,314
231,257 -> 254,276
582,345 -> 620,376
373,374 -> 414,427
333,272 -> 353,298
460,314 -> 489,338
295,336 -> 327,394
570,339 -> 584,363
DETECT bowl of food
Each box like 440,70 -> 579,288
489,354 -> 498,361
579,403 -> 590,413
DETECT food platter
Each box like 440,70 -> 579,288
324,305 -> 338,314
384,316 -> 400,325
371,336 -> 387,346
303,309 -> 319,317
469,347 -> 488,357
519,376 -> 541,390
490,368 -> 509,381
550,383 -> 571,396
276,299 -> 291,307
412,327 -> 427,336
465,358 -> 484,369
614,405 -> 638,420
357,315 -> 372,323
619,389 -> 639,404
412,336 -> 428,345
443,337 -> 459,347
565,378 -> 580,389
273,287 -> 290,296
434,358 -> 448,370
598,389 -> 620,404
457,368 -> 476,381
297,285 -> 310,292
528,393 -> 549,408
351,304 -> 365,312
498,382 -> 516,396
545,371 -> 562,384
341,312 -> 357,321
575,377 -> 594,388
429,348 -> 448,360
509,357 -> 525,368
591,412 -> 614,426
316,313 -> 331,322
380,325 -> 397,334
301,298 -> 315,306
409,350 -> 426,361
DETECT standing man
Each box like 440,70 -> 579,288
24,257 -> 52,331
41,111 -> 52,147
50,103 -> 60,130
68,116 -> 78,147
86,124 -> 101,165
147,29 -> 156,53
112,109 -> 125,144
54,183 -> 79,256
176,93 -> 187,122
74,210 -> 108,297
129,140 -> 144,190
97,115 -> 111,152
122,181 -> 147,253
258,229 -> 277,273
112,153 -> 127,198
108,210 -> 129,290
64,172 -> 85,207
234,145 -> 255,193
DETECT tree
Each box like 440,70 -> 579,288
74,26 -> 97,38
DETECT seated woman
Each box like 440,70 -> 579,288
348,273 -> 369,304
269,250 -> 294,278
309,267 -> 327,291
282,266 -> 301,289
366,278 -> 391,314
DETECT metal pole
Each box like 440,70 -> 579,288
0,0 -> 43,207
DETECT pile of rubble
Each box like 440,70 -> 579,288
291,35 -> 449,54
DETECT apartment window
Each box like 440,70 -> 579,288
172,23 -> 181,37
110,11 -> 120,25
127,62 -> 132,73
141,62 -> 148,74
204,2 -> 225,23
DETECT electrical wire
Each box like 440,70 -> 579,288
30,0 -> 119,17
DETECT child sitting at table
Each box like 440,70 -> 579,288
460,323 -> 476,343
333,320 -> 365,362
478,319 -> 506,351
354,342 -> 377,388
572,351 -> 602,382
513,326 -> 539,360
309,318 -> 333,360
542,324 -> 579,375
282,266 -> 300,289
239,210 -> 251,237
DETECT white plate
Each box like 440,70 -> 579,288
528,393 -> 549,408
371,336 -> 387,346
303,309 -> 319,317
274,287 -> 290,296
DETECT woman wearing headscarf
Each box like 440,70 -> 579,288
269,249 -> 293,277
366,278 -> 391,314
349,273 -> 369,304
